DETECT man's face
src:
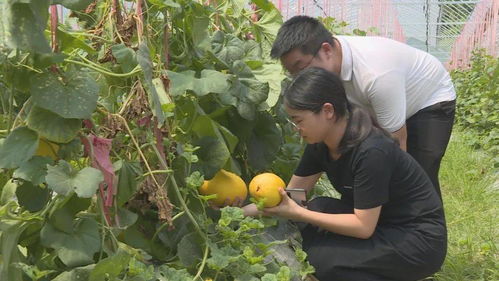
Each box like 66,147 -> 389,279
280,42 -> 341,77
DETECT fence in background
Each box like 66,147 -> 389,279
272,0 -> 498,69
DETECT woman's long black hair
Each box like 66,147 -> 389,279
283,67 -> 393,153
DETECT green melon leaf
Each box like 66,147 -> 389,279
191,136 -> 230,179
210,32 -> 245,65
1,180 -> 18,206
30,69 -> 99,119
56,27 -> 96,54
156,265 -> 194,280
0,220 -> 31,281
177,232 -> 204,268
111,44 -> 137,73
190,4 -> 211,52
252,63 -> 284,107
88,249 -> 131,281
40,218 -> 101,267
251,5 -> 283,56
2,1 -> 51,53
251,0 -> 275,11
13,156 -> 54,185
116,161 -> 140,207
27,106 -> 81,144
137,42 -> 165,125
0,126 -> 39,169
166,70 -> 230,97
206,243 -> 240,271
15,181 -> 50,212
246,112 -> 282,171
51,265 -> 94,281
49,194 -> 91,234
46,160 -> 103,198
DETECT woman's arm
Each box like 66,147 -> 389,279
265,189 -> 381,239
296,204 -> 381,239
287,173 -> 322,193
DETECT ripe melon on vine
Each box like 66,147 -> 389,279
199,169 -> 248,207
35,138 -> 59,160
249,173 -> 286,207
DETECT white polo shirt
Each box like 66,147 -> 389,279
337,36 -> 456,133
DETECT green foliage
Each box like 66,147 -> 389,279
201,207 -> 305,280
13,156 -> 54,186
451,50 -> 499,164
0,0 -> 313,280
318,16 -> 374,36
0,126 -> 38,169
27,106 -> 82,143
45,160 -> 103,197
2,0 -> 51,53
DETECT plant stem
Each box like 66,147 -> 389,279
193,243 -> 210,281
11,97 -> 32,130
110,113 -> 178,228
6,86 -> 13,134
65,59 -> 141,77
151,210 -> 185,242
163,13 -> 170,69
112,114 -> 161,186
0,83 -> 6,114
150,143 -> 206,240
136,0 -> 144,43
98,204 -> 108,260
142,169 -> 172,177
50,5 -> 59,53
66,31 -> 114,43
118,80 -> 139,116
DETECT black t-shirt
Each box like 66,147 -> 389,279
295,130 -> 444,227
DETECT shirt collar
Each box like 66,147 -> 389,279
336,36 -> 353,81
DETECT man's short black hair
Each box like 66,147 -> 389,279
270,15 -> 334,59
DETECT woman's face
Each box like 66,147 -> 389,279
285,105 -> 333,144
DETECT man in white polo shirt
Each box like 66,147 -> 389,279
272,15 -> 456,199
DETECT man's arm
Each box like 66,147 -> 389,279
366,71 -> 408,144
391,124 -> 407,151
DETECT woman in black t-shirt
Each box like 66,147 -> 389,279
243,68 -> 447,281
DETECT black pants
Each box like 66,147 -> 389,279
301,198 -> 446,281
406,100 -> 456,199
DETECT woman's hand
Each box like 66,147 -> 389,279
242,188 -> 305,218
241,204 -> 262,217
263,188 -> 304,220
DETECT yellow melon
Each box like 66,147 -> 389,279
249,173 -> 286,207
199,169 -> 248,207
35,138 -> 59,160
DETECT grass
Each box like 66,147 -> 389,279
435,129 -> 498,281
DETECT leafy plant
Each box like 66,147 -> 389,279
0,0 -> 380,279
450,50 -> 499,165
0,0 -> 315,280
